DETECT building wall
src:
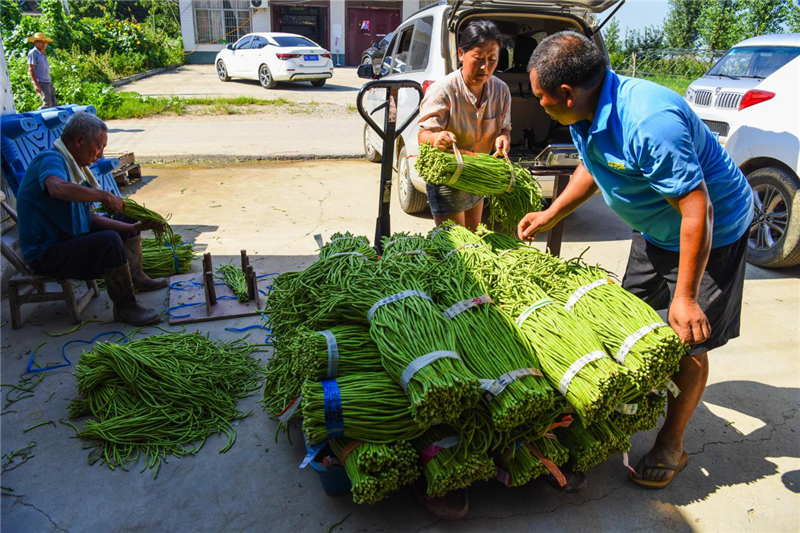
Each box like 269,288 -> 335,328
180,0 -> 421,65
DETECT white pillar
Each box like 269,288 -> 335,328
402,0 -> 420,22
179,0 -> 196,54
331,0 -> 346,66
0,40 -> 16,116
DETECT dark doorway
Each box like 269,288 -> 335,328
272,4 -> 329,48
345,2 -> 401,66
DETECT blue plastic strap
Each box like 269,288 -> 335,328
322,379 -> 344,439
29,331 -> 128,374
166,301 -> 205,318
300,439 -> 327,469
224,324 -> 269,333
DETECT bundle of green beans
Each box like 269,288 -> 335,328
492,264 -> 631,426
548,260 -> 684,392
499,436 -> 570,487
141,234 -> 194,278
608,392 -> 667,435
261,337 -> 303,419
68,333 -> 263,478
301,373 -> 427,445
330,439 -> 419,505
415,143 -> 543,233
290,325 -> 384,380
312,267 -> 482,425
556,417 -> 632,473
97,197 -> 174,245
217,264 -> 250,302
414,425 -> 496,498
426,246 -> 554,432
381,232 -> 438,267
318,232 -> 378,261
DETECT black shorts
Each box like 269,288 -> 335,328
621,231 -> 748,356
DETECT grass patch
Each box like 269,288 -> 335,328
641,75 -> 693,96
100,94 -> 320,119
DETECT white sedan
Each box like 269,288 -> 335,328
215,32 -> 334,89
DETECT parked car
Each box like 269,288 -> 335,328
361,32 -> 394,73
357,0 -> 618,214
685,34 -> 800,267
215,32 -> 334,89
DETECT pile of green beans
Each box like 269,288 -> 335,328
607,392 -> 667,435
68,333 -> 263,478
301,374 -> 428,445
261,338 -> 302,419
290,325 -> 384,380
98,198 -> 174,245
414,424 -> 496,499
547,260 -> 684,392
486,166 -> 544,234
330,439 -> 419,505
217,264 -> 250,302
141,234 -> 194,278
318,232 -> 378,261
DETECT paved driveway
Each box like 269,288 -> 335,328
117,64 -> 364,105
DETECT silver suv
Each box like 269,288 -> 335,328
359,0 -> 618,214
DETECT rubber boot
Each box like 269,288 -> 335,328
103,263 -> 161,326
124,234 -> 168,292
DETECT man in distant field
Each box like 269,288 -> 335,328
517,32 -> 753,489
27,31 -> 58,109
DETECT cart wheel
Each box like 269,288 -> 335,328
397,146 -> 427,214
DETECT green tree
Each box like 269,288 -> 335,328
663,0 -> 703,49
741,0 -> 790,38
697,0 -> 746,50
790,0 -> 800,32
624,25 -> 665,53
603,19 -> 623,55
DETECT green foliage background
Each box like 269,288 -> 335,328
2,0 -> 183,117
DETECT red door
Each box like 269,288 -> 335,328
345,3 -> 401,67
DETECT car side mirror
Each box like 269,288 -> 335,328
226,44 -> 233,50
357,64 -> 375,79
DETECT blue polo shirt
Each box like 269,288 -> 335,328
570,69 -> 753,251
16,150 -> 92,264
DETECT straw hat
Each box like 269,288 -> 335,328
27,32 -> 54,44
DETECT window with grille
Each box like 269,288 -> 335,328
193,0 -> 253,45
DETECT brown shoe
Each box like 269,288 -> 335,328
124,234 -> 169,292
103,263 -> 161,326
413,482 -> 469,520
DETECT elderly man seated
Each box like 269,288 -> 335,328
16,112 -> 166,326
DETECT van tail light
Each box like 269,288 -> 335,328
321,53 -> 332,59
739,90 -> 775,110
422,80 -> 435,93
276,53 -> 300,60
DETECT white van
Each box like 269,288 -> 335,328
360,0 -> 618,214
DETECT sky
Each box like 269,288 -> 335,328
597,0 -> 672,36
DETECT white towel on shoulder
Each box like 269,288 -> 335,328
53,138 -> 101,190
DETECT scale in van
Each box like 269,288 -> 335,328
531,144 -> 581,169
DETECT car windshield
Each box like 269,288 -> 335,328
707,46 -> 800,79
273,36 -> 317,48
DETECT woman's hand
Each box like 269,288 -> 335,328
433,131 -> 457,151
132,220 -> 165,233
494,134 -> 510,157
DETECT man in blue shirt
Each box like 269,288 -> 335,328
16,112 -> 166,326
518,32 -> 752,489
27,32 -> 58,109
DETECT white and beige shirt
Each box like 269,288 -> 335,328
418,69 -> 511,154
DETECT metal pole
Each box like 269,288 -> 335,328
374,87 -> 398,251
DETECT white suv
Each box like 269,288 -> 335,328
359,0 -> 618,214
685,34 -> 800,267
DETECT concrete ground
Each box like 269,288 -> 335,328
108,65 -> 365,160
1,160 -> 798,532
117,65 -> 365,105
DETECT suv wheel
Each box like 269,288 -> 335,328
259,64 -> 276,89
746,166 -> 800,268
363,124 -> 381,163
217,61 -> 230,82
397,145 -> 427,214
311,79 -> 326,88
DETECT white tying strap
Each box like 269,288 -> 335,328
432,436 -> 460,449
558,351 -> 606,396
564,278 -> 613,311
615,322 -> 669,364
331,236 -> 362,244
444,243 -> 488,258
430,224 -> 453,240
400,351 -> 462,392
319,330 -> 339,379
313,234 -> 324,248
615,402 -> 639,415
484,368 -> 544,402
384,236 -> 412,249
445,145 -> 464,186
515,299 -> 554,327
367,290 -> 434,322
444,294 -> 493,320
665,378 -> 681,398
330,252 -> 368,259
